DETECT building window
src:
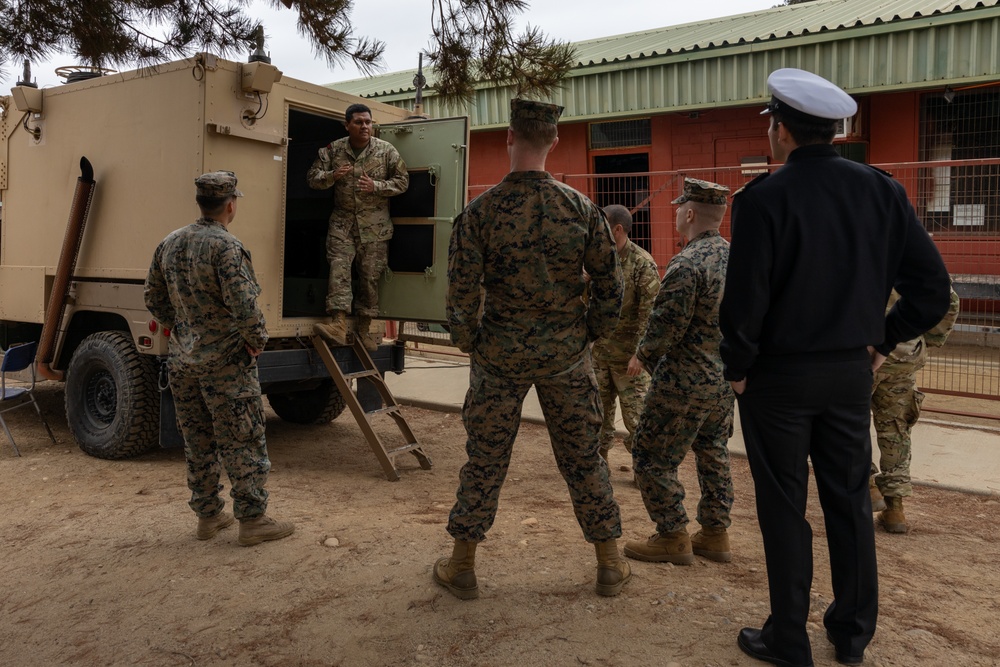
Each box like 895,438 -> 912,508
591,153 -> 651,252
919,87 -> 1000,233
589,119 -> 651,150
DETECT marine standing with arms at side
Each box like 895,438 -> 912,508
623,178 -> 736,566
720,69 -> 951,667
434,98 -> 629,600
145,171 -> 295,546
308,103 -> 409,351
591,204 -> 660,464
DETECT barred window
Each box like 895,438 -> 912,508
589,119 -> 651,150
919,86 -> 1000,233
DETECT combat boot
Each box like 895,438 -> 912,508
691,526 -> 732,563
595,539 -> 632,597
878,496 -> 909,533
355,316 -> 378,353
196,510 -> 234,540
869,476 -> 886,512
313,311 -> 349,346
238,515 -> 296,546
624,530 -> 694,565
433,540 -> 479,600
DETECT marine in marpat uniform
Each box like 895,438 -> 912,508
145,171 -> 295,547
719,69 -> 951,667
307,103 -> 409,351
623,178 -> 735,566
591,204 -> 660,462
870,287 -> 960,532
435,98 -> 629,600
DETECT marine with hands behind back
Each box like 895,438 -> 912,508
435,98 -> 629,600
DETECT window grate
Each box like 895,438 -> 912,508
919,87 -> 1000,233
589,119 -> 651,150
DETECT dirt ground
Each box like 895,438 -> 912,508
2,382 -> 1000,667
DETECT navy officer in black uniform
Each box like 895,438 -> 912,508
720,68 -> 951,667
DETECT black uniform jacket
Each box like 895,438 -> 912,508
720,143 -> 951,382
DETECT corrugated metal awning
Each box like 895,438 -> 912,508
330,0 -> 1000,128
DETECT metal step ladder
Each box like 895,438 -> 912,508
311,334 -> 432,481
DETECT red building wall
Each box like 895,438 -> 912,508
463,94 -> 989,275
468,122 -> 591,190
869,92 -> 920,164
666,107 -> 773,171
469,105 -> 778,190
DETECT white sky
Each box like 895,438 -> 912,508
18,0 -> 779,89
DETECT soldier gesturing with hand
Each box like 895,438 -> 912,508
307,103 -> 409,351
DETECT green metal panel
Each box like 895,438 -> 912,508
334,0 -> 1000,130
376,116 -> 468,323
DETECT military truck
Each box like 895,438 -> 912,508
0,53 -> 467,459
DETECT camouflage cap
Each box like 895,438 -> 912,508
510,98 -> 563,125
672,178 -> 729,205
195,171 -> 243,198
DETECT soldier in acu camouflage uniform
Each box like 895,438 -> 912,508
307,103 -> 409,351
623,178 -> 736,566
145,171 -> 294,547
592,205 -> 660,464
870,287 -> 960,533
433,98 -> 631,601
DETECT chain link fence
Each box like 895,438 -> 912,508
403,158 -> 1000,405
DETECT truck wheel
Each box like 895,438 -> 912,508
267,380 -> 347,424
65,331 -> 159,459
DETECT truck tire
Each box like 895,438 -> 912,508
267,380 -> 347,425
65,331 -> 159,459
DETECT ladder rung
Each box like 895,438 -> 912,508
366,405 -> 400,416
386,442 -> 422,456
312,333 -> 431,480
344,369 -> 380,380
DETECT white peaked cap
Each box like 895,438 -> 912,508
763,68 -> 858,120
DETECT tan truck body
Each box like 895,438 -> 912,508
0,54 -> 467,458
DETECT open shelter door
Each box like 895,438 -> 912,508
377,116 -> 469,323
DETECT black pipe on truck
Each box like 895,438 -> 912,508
37,157 -> 96,381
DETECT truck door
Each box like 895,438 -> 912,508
377,116 -> 469,323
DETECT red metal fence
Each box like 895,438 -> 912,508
460,158 -> 1000,403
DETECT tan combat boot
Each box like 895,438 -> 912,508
870,476 -> 887,512
433,540 -> 479,599
196,510 -> 234,540
691,526 -> 732,563
355,316 -> 378,353
623,530 -> 694,564
878,496 -> 909,533
238,515 -> 296,546
313,311 -> 349,346
595,539 -> 632,597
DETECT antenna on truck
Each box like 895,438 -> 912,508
16,61 -> 37,88
249,26 -> 271,64
409,54 -> 429,120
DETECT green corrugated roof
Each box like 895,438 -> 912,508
331,0 -> 1000,97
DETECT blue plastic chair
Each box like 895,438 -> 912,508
0,341 -> 57,456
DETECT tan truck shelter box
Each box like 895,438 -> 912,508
0,54 -> 468,459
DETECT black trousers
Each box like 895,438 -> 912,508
737,350 -> 878,665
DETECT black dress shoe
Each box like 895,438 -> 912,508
825,630 -> 864,665
737,628 -> 815,667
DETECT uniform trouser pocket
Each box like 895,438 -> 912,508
221,392 -> 265,443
